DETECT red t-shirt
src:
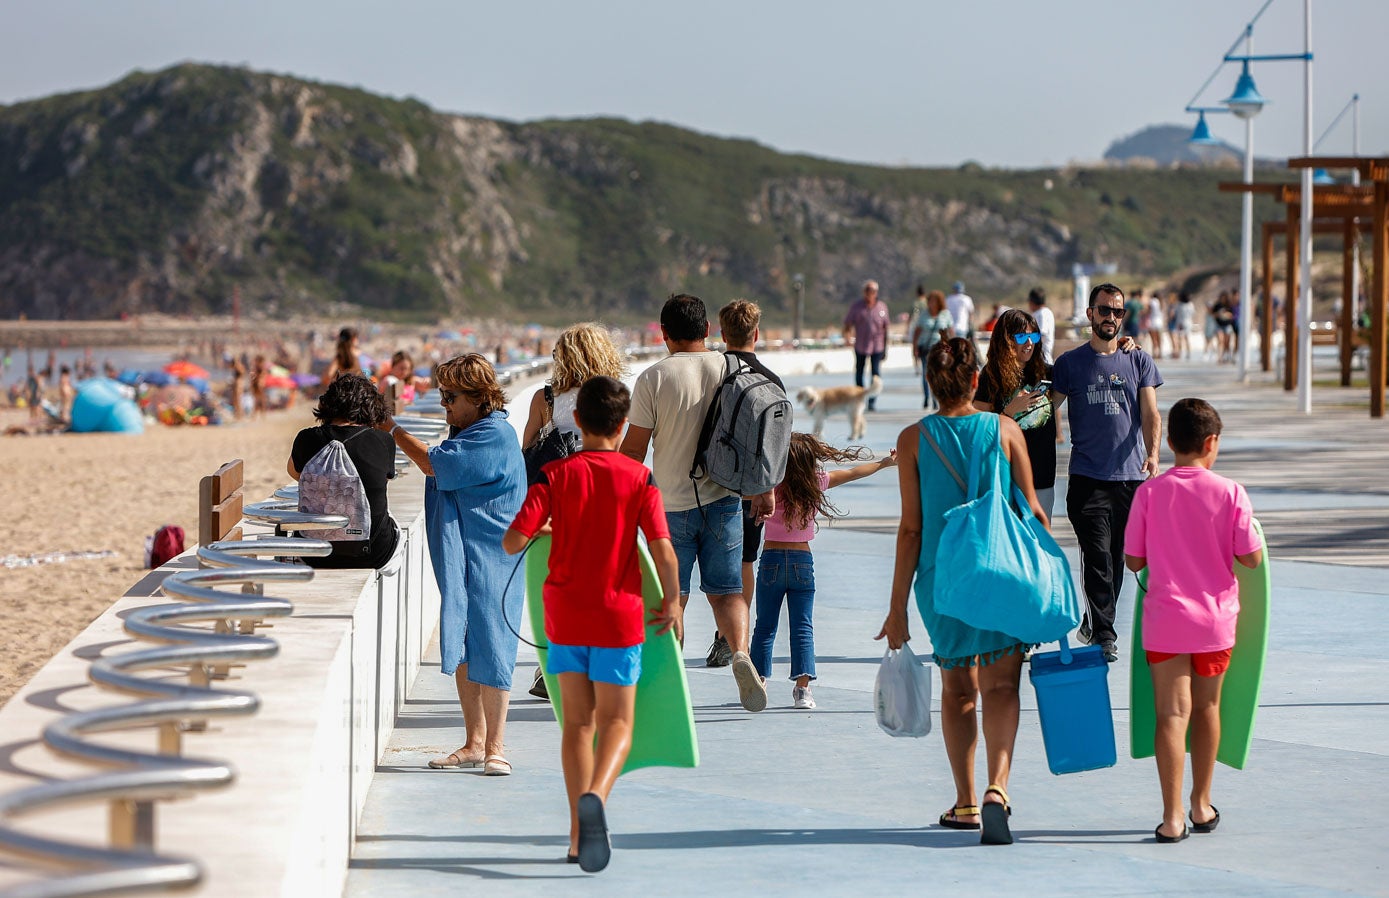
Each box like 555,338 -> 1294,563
509,450 -> 670,647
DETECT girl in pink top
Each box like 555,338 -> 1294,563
1124,398 -> 1262,844
750,433 -> 896,709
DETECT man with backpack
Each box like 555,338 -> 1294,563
620,294 -> 778,712
714,300 -> 788,668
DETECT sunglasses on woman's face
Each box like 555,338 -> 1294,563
1012,332 -> 1042,346
439,389 -> 460,405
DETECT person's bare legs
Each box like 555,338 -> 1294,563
978,652 -> 1024,805
1150,655 -> 1193,839
588,681 -> 636,799
1189,669 -> 1225,827
939,665 -> 981,824
453,663 -> 510,760
557,673 -> 597,857
708,592 -> 749,654
741,562 -> 756,625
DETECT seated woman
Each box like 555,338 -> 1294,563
287,373 -> 400,569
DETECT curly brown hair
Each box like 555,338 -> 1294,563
776,433 -> 870,532
434,353 -> 506,415
978,308 -> 1047,403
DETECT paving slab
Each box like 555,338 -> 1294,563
347,356 -> 1389,898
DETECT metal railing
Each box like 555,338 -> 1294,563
0,531 -> 337,898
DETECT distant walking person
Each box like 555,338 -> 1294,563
911,289 -> 953,409
1124,398 -> 1262,843
620,294 -> 770,712
325,326 -> 364,382
1050,284 -> 1163,663
1027,287 -> 1056,364
946,281 -> 976,344
842,280 -> 890,411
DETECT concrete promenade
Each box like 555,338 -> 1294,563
346,353 -> 1389,898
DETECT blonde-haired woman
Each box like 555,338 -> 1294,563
383,353 -> 527,775
523,322 -> 629,450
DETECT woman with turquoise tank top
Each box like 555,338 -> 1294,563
877,337 -> 1050,847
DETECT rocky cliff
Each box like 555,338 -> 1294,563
0,64 -> 1260,323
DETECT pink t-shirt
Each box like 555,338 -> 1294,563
764,471 -> 831,542
1123,466 -> 1261,653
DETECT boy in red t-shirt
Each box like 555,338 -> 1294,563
504,376 -> 681,874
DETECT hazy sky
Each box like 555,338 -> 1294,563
0,0 -> 1383,169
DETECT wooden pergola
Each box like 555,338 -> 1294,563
1221,163 -> 1388,418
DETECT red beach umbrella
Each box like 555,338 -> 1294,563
163,360 -> 210,380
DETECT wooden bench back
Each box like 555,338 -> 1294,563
198,459 -> 244,545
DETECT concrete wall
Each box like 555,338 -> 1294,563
0,346 -> 876,896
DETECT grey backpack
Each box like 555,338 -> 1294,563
690,353 -> 792,497
298,426 -> 372,546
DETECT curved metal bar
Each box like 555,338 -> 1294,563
0,516 -> 322,896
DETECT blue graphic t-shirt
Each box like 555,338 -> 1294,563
1052,344 -> 1163,481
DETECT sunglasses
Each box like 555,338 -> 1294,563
439,389 -> 461,405
1092,306 -> 1126,319
1012,332 -> 1042,345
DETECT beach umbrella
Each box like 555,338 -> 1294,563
269,364 -> 291,377
141,370 -> 174,387
116,368 -> 144,386
163,360 -> 209,380
436,329 -> 465,342
291,373 -> 321,388
263,374 -> 296,390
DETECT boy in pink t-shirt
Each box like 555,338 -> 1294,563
1124,398 -> 1262,844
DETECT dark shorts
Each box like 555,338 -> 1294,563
741,498 -> 764,564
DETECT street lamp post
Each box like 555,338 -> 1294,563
791,274 -> 805,344
1224,57 -> 1267,380
1297,0 -> 1313,414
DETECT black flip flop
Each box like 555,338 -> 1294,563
939,805 -> 981,831
576,792 -> 611,873
1190,806 -> 1221,833
980,785 -> 1013,845
1155,824 -> 1190,843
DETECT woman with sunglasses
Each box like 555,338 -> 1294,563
974,308 -> 1058,518
384,353 -> 528,777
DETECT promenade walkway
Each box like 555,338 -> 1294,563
346,355 -> 1389,898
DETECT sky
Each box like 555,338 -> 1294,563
0,0 -> 1383,169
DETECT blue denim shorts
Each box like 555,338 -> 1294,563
547,643 -> 643,687
665,494 -> 743,597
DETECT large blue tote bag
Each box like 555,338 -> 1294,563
920,418 -> 1080,645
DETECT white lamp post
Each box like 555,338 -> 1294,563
1223,59 -> 1266,380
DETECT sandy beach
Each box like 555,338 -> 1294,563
0,404 -> 314,704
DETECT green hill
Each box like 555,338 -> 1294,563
0,63 -> 1273,324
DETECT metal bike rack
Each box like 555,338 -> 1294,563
0,529 -> 334,898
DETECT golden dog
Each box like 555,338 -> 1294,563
795,375 -> 882,440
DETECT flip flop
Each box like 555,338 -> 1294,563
1190,806 -> 1220,833
427,751 -> 484,769
483,755 -> 512,776
938,805 -> 981,831
1155,823 -> 1190,843
980,785 -> 1013,845
576,792 -> 611,873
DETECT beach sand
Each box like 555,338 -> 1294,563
0,405 -> 313,705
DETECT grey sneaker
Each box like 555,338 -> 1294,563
1101,642 -> 1119,663
731,652 -> 768,712
706,633 -> 733,668
1077,616 -> 1093,646
792,685 -> 816,710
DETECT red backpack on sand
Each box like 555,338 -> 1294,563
146,524 -> 186,569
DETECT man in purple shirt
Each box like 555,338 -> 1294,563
842,279 -> 891,410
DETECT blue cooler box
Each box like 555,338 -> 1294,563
1029,643 -> 1117,775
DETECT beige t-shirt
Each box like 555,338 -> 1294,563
629,350 -> 733,513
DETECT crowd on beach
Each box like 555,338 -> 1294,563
289,282 -> 1260,872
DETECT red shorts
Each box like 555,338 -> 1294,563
1145,648 -> 1233,677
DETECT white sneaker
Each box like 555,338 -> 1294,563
792,685 -> 816,710
731,652 -> 768,712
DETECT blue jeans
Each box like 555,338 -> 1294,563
750,549 -> 816,681
666,494 -> 742,597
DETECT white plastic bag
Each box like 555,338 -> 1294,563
874,643 -> 933,737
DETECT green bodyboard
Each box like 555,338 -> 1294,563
1129,518 -> 1270,769
524,535 -> 700,773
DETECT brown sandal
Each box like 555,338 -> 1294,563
427,751 -> 484,769
939,805 -> 981,830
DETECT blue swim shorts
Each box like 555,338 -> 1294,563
665,493 -> 742,597
547,643 -> 643,687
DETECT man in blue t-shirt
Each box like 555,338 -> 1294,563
1051,283 -> 1163,663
